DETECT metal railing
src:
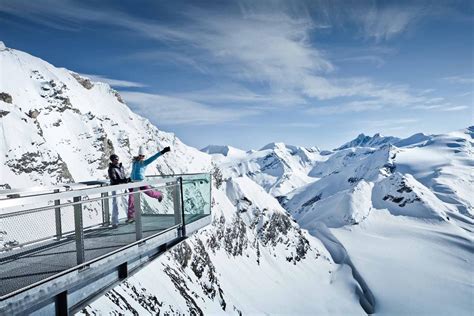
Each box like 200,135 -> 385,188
0,173 -> 211,298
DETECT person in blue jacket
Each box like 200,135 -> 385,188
127,145 -> 171,222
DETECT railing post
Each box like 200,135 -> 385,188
54,189 -> 62,241
73,196 -> 85,264
172,179 -> 183,237
134,190 -> 142,241
179,177 -> 186,237
101,192 -> 110,227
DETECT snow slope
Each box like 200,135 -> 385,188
282,127 -> 474,315
82,178 -> 364,315
0,45 -> 211,189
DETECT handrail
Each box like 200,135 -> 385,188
0,173 -> 210,199
0,178 -> 174,210
0,184 -> 180,219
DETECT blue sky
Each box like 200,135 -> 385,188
0,0 -> 473,150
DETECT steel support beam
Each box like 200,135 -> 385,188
173,181 -> 182,229
54,189 -> 62,241
134,191 -> 142,241
73,196 -> 85,265
179,177 -> 186,237
55,291 -> 68,316
101,192 -> 110,227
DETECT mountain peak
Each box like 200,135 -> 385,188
260,142 -> 287,151
336,133 -> 400,150
201,144 -> 246,158
0,41 -> 6,51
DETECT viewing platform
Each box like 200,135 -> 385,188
0,174 -> 212,315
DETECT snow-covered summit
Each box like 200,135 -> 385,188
0,45 -> 210,188
219,142 -> 324,196
336,132 -> 400,150
0,41 -> 6,51
200,144 -> 247,163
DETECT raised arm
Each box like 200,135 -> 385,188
143,146 -> 171,166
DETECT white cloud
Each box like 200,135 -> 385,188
442,76 -> 474,85
80,73 -> 146,88
284,122 -> 321,128
338,55 -> 385,68
438,105 -> 470,112
121,91 -> 259,125
1,0 -> 450,117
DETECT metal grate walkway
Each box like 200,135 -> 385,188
0,214 -> 205,297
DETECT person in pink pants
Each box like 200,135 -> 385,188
127,145 -> 171,222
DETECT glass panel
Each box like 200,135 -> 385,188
181,174 -> 211,224
139,182 -> 179,238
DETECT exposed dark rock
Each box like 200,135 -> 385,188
276,195 -> 289,208
113,90 -> 125,104
105,289 -> 139,315
0,110 -> 10,118
383,194 -> 420,207
118,134 -> 130,150
27,109 -> 40,119
223,215 -> 248,256
5,152 -> 73,183
396,181 -> 413,193
173,240 -> 193,268
212,166 -> 223,189
164,266 -> 204,315
0,92 -> 12,104
33,120 -> 43,137
302,194 -> 322,207
120,281 -> 164,314
383,163 -> 396,173
348,177 -> 360,184
0,184 -> 11,190
383,195 -> 404,203
71,72 -> 94,89
257,212 -> 310,262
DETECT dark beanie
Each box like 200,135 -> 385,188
110,154 -> 119,161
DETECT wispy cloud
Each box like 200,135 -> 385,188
0,0 -> 454,118
121,91 -> 259,125
355,5 -> 421,41
80,73 -> 146,88
442,76 -> 474,85
363,118 -> 419,128
438,105 -> 470,112
338,55 -> 385,68
284,122 -> 321,128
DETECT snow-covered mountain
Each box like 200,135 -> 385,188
336,132 -> 400,150
215,142 -> 323,197
2,43 -> 472,315
200,144 -> 247,163
0,41 -> 211,190
1,44 -> 367,314
201,128 -> 473,315
279,127 -> 474,315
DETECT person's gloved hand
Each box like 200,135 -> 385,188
161,146 -> 171,154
